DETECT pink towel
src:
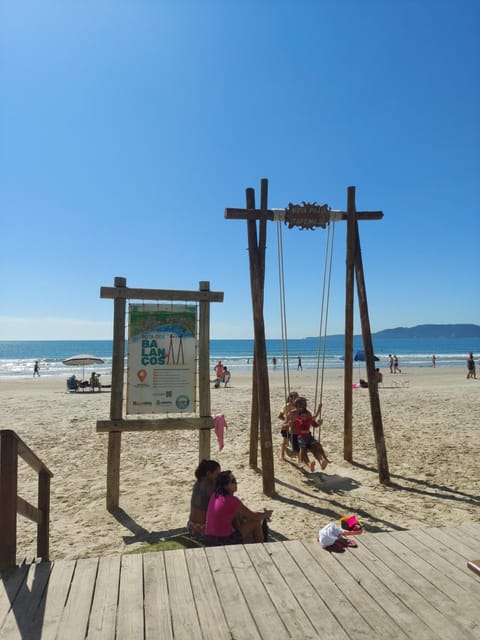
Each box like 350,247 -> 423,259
213,413 -> 227,451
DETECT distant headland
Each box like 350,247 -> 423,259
320,324 -> 480,340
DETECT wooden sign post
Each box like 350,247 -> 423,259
97,278 -> 223,511
225,181 -> 390,487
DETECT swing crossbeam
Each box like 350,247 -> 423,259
225,207 -> 383,225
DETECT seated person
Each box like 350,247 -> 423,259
278,391 -> 298,461
359,378 -> 369,388
204,471 -> 272,546
293,397 -> 330,472
375,368 -> 383,384
187,459 -> 220,539
90,371 -> 101,391
66,375 -> 78,390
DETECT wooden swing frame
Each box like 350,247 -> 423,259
225,180 -> 390,496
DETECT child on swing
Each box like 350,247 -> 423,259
278,391 -> 298,461
292,397 -> 330,472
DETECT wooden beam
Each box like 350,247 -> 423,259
344,187 -> 356,462
354,222 -> 390,484
97,417 -> 214,433
16,434 -> 53,477
247,181 -> 275,496
17,496 -> 42,524
107,276 -> 127,511
0,430 -> 18,570
100,286 -> 224,302
225,207 -> 383,222
198,281 -> 212,462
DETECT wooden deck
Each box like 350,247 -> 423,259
1,524 -> 479,639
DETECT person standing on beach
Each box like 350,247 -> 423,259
297,356 -> 302,371
33,361 -> 40,377
432,355 -> 436,368
388,354 -> 393,373
466,353 -> 476,379
393,355 -> 401,374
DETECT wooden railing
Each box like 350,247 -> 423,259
0,430 -> 53,571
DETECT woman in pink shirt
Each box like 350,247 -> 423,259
204,471 -> 272,546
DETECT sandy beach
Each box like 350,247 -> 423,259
4,365 -> 479,562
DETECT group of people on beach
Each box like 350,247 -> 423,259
187,459 -> 272,546
213,360 -> 231,388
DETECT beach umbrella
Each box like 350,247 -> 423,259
354,350 -> 379,362
353,350 -> 379,379
63,354 -> 104,380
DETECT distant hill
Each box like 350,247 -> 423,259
312,324 -> 480,340
373,324 -> 480,339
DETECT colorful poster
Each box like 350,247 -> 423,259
127,303 -> 197,415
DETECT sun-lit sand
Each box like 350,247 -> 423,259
5,365 -> 480,561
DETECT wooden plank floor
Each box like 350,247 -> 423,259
1,524 -> 479,639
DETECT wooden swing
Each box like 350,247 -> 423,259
277,212 -> 335,457
276,212 -> 336,441
225,179 -> 390,496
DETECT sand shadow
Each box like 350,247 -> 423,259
273,476 -> 406,533
351,461 -> 480,508
306,473 -> 362,494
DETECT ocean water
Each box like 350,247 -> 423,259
0,337 -> 478,379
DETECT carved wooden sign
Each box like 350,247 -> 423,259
285,202 -> 331,230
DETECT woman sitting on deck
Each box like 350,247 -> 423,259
187,459 -> 220,539
204,471 -> 272,546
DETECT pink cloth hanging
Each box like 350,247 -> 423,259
213,413 -> 228,451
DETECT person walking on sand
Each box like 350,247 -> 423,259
33,361 -> 40,377
466,353 -> 476,379
223,366 -> 231,387
297,356 -> 302,371
393,355 -> 401,374
388,354 -> 393,373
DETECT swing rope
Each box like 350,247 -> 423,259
313,221 -> 336,437
276,220 -> 290,399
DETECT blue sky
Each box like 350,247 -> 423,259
1,1 -> 479,340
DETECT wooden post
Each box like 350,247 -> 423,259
247,187 -> 260,469
107,276 -> 127,511
354,224 -> 391,484
344,186 -> 356,462
247,181 -> 275,496
0,430 -> 18,570
198,281 -> 211,461
37,470 -> 51,561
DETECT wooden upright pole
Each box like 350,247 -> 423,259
107,276 -> 126,511
247,188 -> 260,469
354,225 -> 390,483
247,181 -> 275,496
344,187 -> 356,461
198,281 -> 211,461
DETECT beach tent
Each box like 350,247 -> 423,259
63,354 -> 104,380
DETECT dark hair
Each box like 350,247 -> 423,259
294,396 -> 307,407
214,470 -> 235,496
194,459 -> 220,480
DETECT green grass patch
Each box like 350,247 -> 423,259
125,533 -> 204,554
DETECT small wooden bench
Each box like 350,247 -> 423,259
467,560 -> 480,576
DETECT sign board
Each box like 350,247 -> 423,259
127,303 -> 197,415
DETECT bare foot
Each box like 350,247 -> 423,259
309,460 -> 316,472
320,458 -> 329,470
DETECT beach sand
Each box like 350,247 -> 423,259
4,366 -> 479,561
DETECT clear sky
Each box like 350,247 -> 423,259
1,1 -> 479,340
